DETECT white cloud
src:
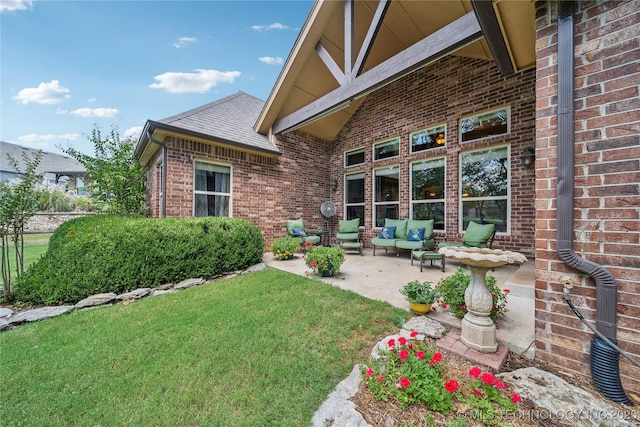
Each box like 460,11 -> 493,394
87,97 -> 96,103
173,37 -> 197,48
0,0 -> 33,13
18,133 -> 80,143
149,69 -> 241,94
13,80 -> 70,105
70,107 -> 119,118
124,126 -> 143,140
259,56 -> 283,65
251,23 -> 288,31
55,108 -> 68,115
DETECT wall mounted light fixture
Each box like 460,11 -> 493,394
521,146 -> 535,168
331,178 -> 339,191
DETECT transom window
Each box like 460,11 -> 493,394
460,106 -> 510,142
373,138 -> 400,161
373,165 -> 399,227
410,125 -> 446,153
345,147 -> 365,167
344,172 -> 365,226
193,161 -> 231,217
460,146 -> 509,233
411,158 -> 445,230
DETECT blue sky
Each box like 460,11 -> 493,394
1,0 -> 313,155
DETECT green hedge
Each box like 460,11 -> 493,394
15,215 -> 264,305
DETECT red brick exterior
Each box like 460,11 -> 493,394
534,0 -> 639,395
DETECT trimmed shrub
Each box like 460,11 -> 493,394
14,215 -> 264,305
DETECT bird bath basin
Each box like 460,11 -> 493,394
438,247 -> 527,353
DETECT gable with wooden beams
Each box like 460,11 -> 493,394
255,0 -> 535,142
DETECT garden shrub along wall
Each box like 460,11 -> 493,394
534,0 -> 639,395
15,215 -> 264,305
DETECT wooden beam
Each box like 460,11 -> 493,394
315,42 -> 345,84
353,0 -> 390,79
471,0 -> 515,76
273,11 -> 483,135
344,0 -> 354,76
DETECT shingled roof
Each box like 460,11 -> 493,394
0,141 -> 86,177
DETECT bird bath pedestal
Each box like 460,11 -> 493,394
438,247 -> 527,353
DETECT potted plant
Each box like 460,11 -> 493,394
400,280 -> 439,315
270,236 -> 302,260
304,246 -> 345,277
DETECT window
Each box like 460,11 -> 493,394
344,172 -> 365,226
411,158 -> 445,230
373,137 -> 400,160
345,147 -> 365,167
410,125 -> 446,153
193,161 -> 231,217
460,107 -> 510,142
460,146 -> 509,233
373,165 -> 399,227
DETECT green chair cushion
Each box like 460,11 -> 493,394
371,237 -> 398,247
336,232 -> 359,240
407,219 -> 434,238
384,219 -> 408,240
339,218 -> 360,233
462,221 -> 495,248
286,218 -> 305,236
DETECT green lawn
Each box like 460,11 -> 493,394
4,233 -> 50,278
0,268 -> 407,426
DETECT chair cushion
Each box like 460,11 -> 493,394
462,221 -> 495,248
378,226 -> 396,239
384,219 -> 407,240
336,232 -> 359,240
395,239 -> 425,250
407,219 -> 434,238
292,227 -> 307,238
339,218 -> 360,233
286,218 -> 305,236
407,228 -> 425,241
303,235 -> 321,245
371,237 -> 398,247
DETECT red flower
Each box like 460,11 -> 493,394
504,289 -> 510,293
493,307 -> 499,312
387,338 -> 395,348
472,388 -> 484,398
429,352 -> 443,366
399,377 -> 411,388
408,343 -> 413,350
511,391 -> 522,403
460,305 -> 468,311
311,260 -> 317,266
416,351 -> 425,360
481,373 -> 496,385
444,379 -> 459,393
376,375 -> 384,382
468,366 -> 482,378
365,368 -> 374,377
441,303 -> 447,309
399,350 -> 409,360
494,380 -> 507,390
398,337 -> 407,345
410,331 -> 419,338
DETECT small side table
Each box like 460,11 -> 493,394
311,230 -> 330,246
411,249 -> 445,272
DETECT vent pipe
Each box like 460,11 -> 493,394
146,131 -> 167,218
555,1 -> 632,405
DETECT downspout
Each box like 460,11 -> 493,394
555,1 -> 633,405
146,131 -> 167,218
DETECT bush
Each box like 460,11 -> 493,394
14,215 -> 264,305
270,236 -> 301,260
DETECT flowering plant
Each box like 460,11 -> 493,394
270,236 -> 301,260
400,280 -> 439,304
361,333 -> 522,425
304,246 -> 345,275
435,267 -> 509,324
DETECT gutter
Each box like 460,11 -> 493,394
146,130 -> 167,218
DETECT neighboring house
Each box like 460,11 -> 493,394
136,1 -> 639,400
0,141 -> 87,194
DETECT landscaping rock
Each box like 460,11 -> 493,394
498,367 -> 636,427
0,318 -> 10,331
117,288 -> 152,300
75,293 -> 117,309
150,289 -> 177,297
0,307 -> 14,318
174,278 -> 206,290
244,262 -> 266,273
311,365 -> 370,427
402,315 -> 446,339
8,306 -> 74,325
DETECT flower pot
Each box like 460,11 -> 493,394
409,302 -> 432,315
321,269 -> 335,277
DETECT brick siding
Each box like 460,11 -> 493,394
534,0 -> 639,395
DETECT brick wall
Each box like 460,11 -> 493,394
330,55 -> 537,258
534,0 -> 639,396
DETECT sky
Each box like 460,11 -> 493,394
0,0 -> 313,156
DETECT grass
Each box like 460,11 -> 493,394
0,268 -> 407,426
3,233 -> 50,280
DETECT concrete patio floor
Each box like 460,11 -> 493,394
264,247 -> 536,359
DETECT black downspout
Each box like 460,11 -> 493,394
555,2 -> 631,405
146,131 -> 167,218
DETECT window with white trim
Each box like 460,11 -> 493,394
411,158 -> 445,230
344,172 -> 365,226
345,147 -> 365,167
410,125 -> 446,153
460,106 -> 510,142
373,137 -> 399,161
373,165 -> 399,227
193,161 -> 231,217
460,146 -> 509,233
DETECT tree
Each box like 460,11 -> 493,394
64,126 -> 146,215
0,150 -> 43,300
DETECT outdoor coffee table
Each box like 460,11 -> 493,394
411,249 -> 445,272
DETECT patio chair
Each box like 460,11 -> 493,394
286,218 -> 321,246
335,218 -> 362,255
438,221 -> 496,250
